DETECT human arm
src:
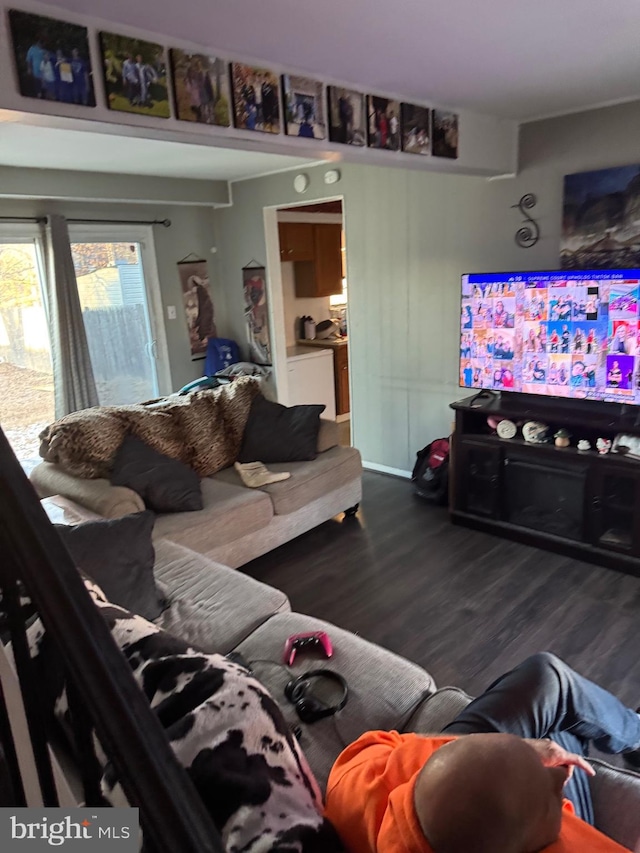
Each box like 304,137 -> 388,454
524,738 -> 596,779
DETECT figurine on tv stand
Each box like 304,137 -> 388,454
596,437 -> 612,455
554,428 -> 571,448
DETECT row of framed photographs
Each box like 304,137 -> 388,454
7,8 -> 459,159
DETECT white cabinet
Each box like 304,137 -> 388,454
287,348 -> 336,421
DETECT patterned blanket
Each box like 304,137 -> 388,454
26,578 -> 344,853
38,377 -> 262,479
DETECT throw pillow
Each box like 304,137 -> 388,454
26,582 -> 344,852
55,511 -> 164,621
110,434 -> 202,513
238,395 -> 326,463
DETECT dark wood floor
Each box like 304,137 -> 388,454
243,471 -> 640,713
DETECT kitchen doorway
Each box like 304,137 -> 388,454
272,200 -> 351,446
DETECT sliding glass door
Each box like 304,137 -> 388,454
70,225 -> 170,406
0,222 -> 170,466
0,228 -> 53,470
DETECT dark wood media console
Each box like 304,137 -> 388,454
450,392 -> 640,577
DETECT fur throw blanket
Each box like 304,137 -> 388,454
25,578 -> 344,853
38,377 -> 262,479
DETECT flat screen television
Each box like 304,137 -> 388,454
460,269 -> 640,403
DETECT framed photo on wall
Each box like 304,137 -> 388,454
432,109 -> 459,159
367,95 -> 401,151
282,74 -> 326,139
401,103 -> 431,155
99,32 -> 170,118
8,9 -> 95,106
327,86 -> 366,146
170,50 -> 230,126
230,63 -> 280,133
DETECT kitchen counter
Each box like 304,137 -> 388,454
296,337 -> 348,348
286,345 -> 333,360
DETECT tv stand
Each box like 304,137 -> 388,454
450,394 -> 640,577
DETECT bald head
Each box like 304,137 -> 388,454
414,734 -> 566,853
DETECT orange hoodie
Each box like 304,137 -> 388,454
325,731 -> 628,853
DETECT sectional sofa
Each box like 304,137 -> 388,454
30,419 -> 362,568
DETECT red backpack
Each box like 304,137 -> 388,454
411,438 -> 450,504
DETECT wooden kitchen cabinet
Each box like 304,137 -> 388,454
278,222 -> 314,261
279,222 -> 343,297
334,344 -> 350,415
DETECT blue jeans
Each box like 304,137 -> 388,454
443,652 -> 640,825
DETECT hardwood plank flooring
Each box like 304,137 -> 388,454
243,471 -> 640,717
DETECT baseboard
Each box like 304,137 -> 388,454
363,461 -> 411,479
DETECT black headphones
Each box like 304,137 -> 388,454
284,669 -> 348,724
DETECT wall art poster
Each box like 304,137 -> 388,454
231,63 -> 280,133
282,74 -> 326,139
243,266 -> 271,364
367,95 -> 401,151
327,86 -> 366,146
8,9 -> 95,106
170,50 -> 230,126
561,164 -> 640,270
100,32 -> 170,117
401,103 -> 431,155
177,259 -> 216,359
432,109 -> 459,159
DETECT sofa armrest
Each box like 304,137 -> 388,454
317,418 -> 339,453
590,759 -> 640,850
30,462 -> 144,519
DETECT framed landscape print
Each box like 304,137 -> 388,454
327,86 -> 366,146
401,103 -> 431,155
367,95 -> 401,151
231,63 -> 280,133
99,32 -> 170,118
8,9 -> 95,106
282,74 -> 326,139
170,50 -> 230,126
432,109 -> 459,159
561,164 -> 640,269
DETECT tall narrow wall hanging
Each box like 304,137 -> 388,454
177,254 -> 216,359
242,261 -> 271,365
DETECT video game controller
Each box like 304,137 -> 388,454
283,631 -> 333,666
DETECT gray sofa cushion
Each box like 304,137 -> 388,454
214,446 -> 362,515
152,539 -> 290,653
590,759 -> 640,849
403,686 -> 472,733
152,477 -> 272,550
234,611 -> 435,788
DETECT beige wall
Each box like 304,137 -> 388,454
215,101 -> 640,473
0,196 -> 219,392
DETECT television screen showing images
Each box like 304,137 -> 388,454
460,269 -> 640,403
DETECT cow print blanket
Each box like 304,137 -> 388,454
26,579 -> 344,853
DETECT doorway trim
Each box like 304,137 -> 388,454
262,194 -> 349,421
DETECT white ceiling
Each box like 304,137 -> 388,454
0,123 -> 318,181
36,0 -> 640,120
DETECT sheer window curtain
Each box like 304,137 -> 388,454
40,214 -> 98,418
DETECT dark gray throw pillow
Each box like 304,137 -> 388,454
55,511 -> 165,621
238,395 -> 326,463
110,434 -> 202,513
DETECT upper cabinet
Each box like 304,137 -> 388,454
278,222 -> 315,261
279,222 -> 343,298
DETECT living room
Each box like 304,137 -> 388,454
1,1 -> 640,851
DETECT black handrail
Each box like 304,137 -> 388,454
0,427 -> 225,852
